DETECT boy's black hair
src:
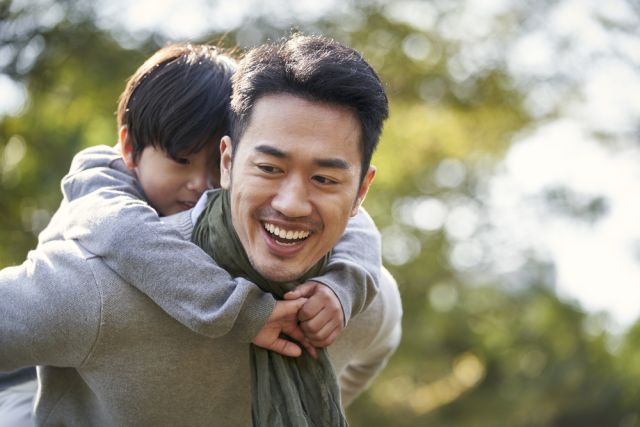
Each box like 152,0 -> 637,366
229,34 -> 388,183
117,43 -> 236,163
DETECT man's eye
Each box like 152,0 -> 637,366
257,164 -> 281,173
313,176 -> 338,185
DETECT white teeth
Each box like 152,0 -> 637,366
264,223 -> 310,241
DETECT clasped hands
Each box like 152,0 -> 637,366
251,281 -> 344,358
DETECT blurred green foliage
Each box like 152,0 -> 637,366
1,0 -> 639,425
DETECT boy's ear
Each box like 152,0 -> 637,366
220,136 -> 233,190
119,126 -> 137,170
351,166 -> 376,217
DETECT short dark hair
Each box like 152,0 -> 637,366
117,43 -> 236,163
230,34 -> 388,182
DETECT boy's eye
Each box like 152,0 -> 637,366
313,175 -> 338,185
176,157 -> 190,165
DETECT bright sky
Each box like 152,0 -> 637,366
488,121 -> 640,329
488,0 -> 640,329
96,0 -> 340,46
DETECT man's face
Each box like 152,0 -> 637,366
121,129 -> 220,216
220,93 -> 375,282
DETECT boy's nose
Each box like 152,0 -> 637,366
187,172 -> 210,193
271,177 -> 312,218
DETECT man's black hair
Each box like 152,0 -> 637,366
230,34 -> 388,182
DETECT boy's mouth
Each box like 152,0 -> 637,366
180,200 -> 197,209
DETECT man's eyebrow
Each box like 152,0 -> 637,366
255,144 -> 287,158
254,144 -> 351,170
314,158 -> 350,170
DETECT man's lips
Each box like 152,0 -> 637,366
263,222 -> 311,243
260,220 -> 314,255
179,200 -> 197,209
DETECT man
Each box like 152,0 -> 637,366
0,34 -> 401,425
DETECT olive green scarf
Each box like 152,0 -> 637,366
192,189 -> 348,427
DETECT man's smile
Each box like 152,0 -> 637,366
263,222 -> 311,245
260,219 -> 317,257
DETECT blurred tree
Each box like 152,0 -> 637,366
1,0 -> 640,426
0,0 -> 149,265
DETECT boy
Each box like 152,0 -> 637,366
0,42 -> 382,423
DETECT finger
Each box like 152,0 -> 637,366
302,313 -> 338,341
273,298 -> 308,321
282,322 -> 307,344
296,334 -> 318,359
281,325 -> 317,359
284,282 -> 317,300
309,326 -> 341,348
306,343 -> 318,360
270,337 -> 303,358
283,291 -> 299,300
300,306 -> 334,335
297,296 -> 325,322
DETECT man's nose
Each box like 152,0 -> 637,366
271,176 -> 313,218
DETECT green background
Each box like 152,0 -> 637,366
1,1 -> 639,425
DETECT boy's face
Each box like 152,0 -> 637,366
219,93 -> 375,282
121,129 -> 220,216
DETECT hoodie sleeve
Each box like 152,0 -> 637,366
38,145 -> 274,342
308,208 -> 382,325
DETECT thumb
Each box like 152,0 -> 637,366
273,298 -> 308,319
269,337 -> 303,358
284,281 -> 318,300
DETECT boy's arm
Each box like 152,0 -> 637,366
44,145 -> 276,341
308,208 -> 381,321
60,192 -> 276,342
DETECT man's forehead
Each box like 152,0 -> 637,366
248,94 -> 360,132
238,93 -> 361,147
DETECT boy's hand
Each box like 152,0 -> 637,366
252,298 -> 317,359
284,281 -> 344,348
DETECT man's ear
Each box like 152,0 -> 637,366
351,166 -> 376,217
118,126 -> 137,170
220,136 -> 233,190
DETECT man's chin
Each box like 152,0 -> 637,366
253,263 -> 304,283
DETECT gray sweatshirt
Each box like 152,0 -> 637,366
0,211 -> 402,425
37,145 -> 382,341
